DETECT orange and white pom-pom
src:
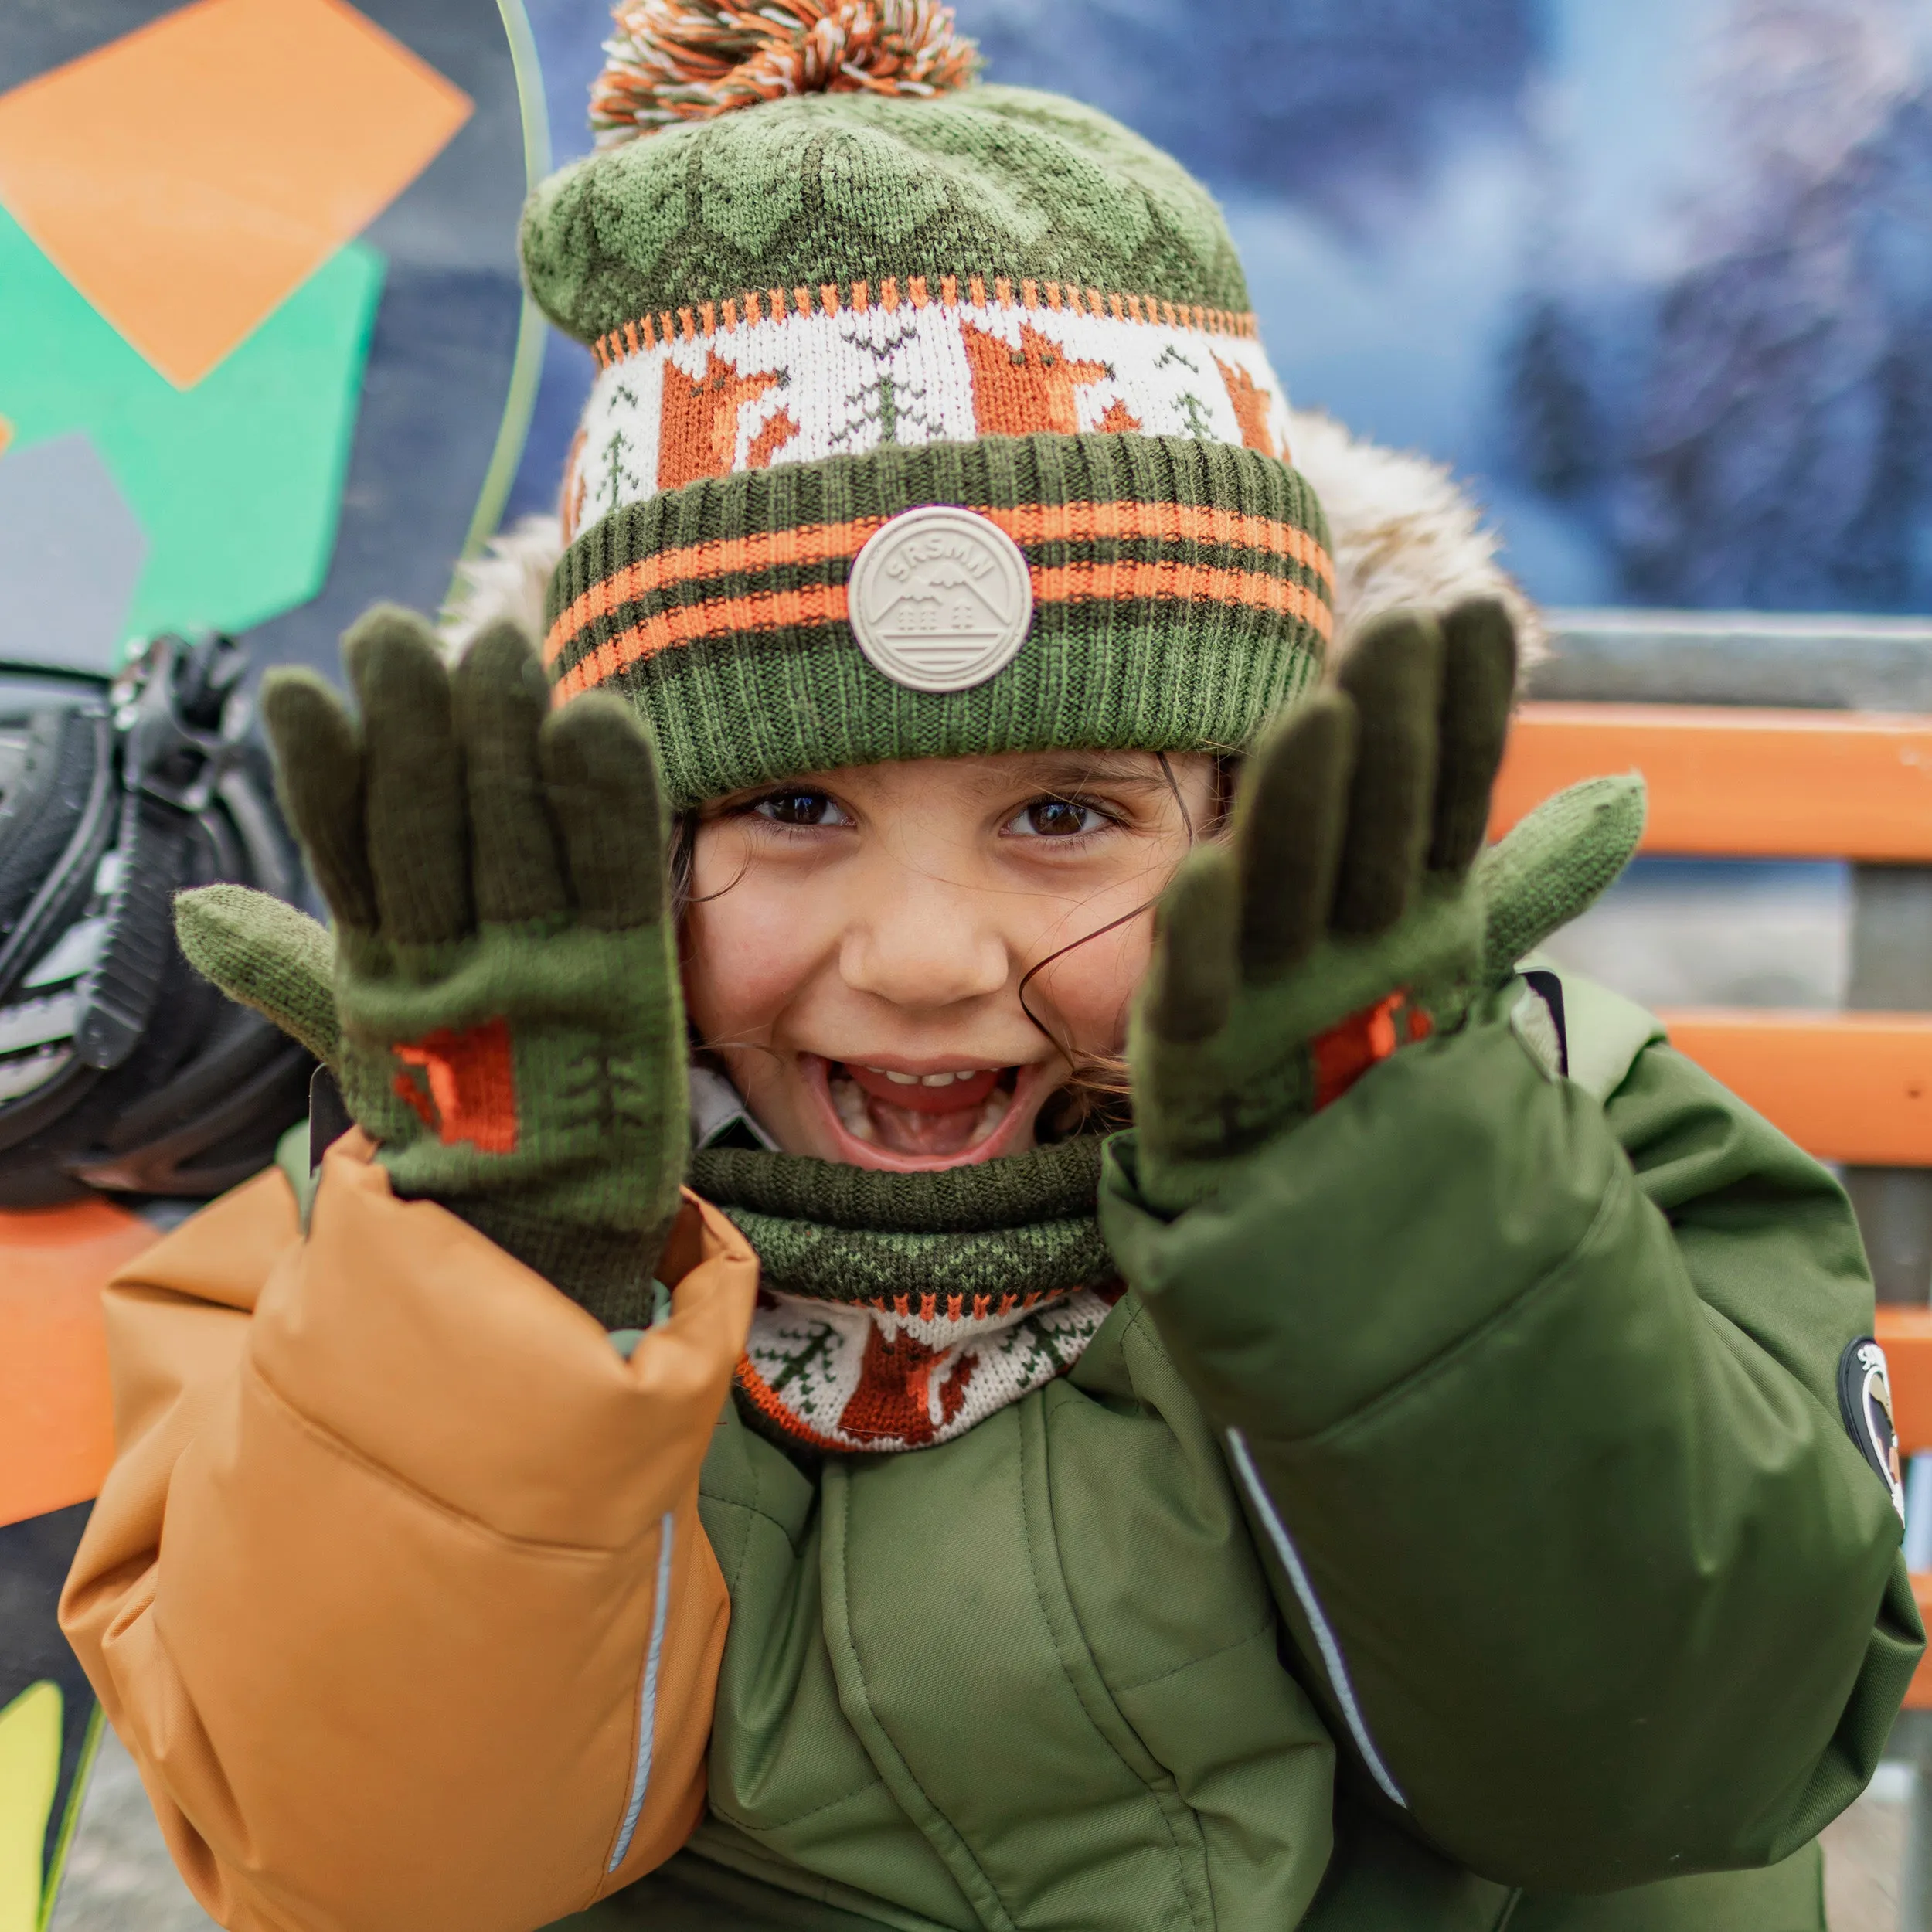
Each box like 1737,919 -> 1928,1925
590,0 -> 981,142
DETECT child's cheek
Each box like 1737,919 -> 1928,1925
1027,910 -> 1157,1057
679,889 -> 831,1040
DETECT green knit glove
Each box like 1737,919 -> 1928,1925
1130,599 -> 1641,1213
179,607 -> 687,1326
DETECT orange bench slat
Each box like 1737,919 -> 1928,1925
1910,1573 -> 1932,1709
1655,1010 -> 1932,1168
1876,1308 -> 1932,1458
1493,703 -> 1932,861
0,1199 -> 158,1529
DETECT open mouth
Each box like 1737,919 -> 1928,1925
805,1056 -> 1043,1169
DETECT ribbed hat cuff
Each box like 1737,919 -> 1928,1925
543,431 -> 1332,807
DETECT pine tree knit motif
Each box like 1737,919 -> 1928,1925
569,279 -> 1289,526
738,1282 -> 1121,1452
828,318 -> 944,451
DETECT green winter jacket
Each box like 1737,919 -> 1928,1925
562,970 -> 1920,1931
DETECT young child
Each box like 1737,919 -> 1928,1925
60,7 -> 1918,1930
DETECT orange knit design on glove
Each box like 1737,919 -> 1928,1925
392,1019 -> 519,1155
1311,995 -> 1433,1112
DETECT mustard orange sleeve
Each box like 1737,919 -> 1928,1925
61,1135 -> 754,1932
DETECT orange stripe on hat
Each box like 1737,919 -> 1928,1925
1032,561 -> 1333,634
994,502 -> 1334,584
545,502 -> 1332,666
543,518 -> 889,665
556,582 -> 852,697
552,557 -> 1330,699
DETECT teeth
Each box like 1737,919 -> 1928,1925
852,1066 -> 988,1088
829,1074 -> 879,1143
975,1086 -> 1012,1136
828,1065 -> 1015,1155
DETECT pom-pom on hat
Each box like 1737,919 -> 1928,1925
521,0 -> 1333,808
590,0 -> 981,140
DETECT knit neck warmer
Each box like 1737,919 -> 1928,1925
689,1138 -> 1118,1454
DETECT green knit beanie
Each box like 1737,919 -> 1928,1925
519,0 -> 1332,808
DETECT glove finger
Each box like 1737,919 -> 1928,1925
259,668 -> 376,933
1233,689 -> 1358,982
345,605 -> 471,946
453,624 -> 570,925
1329,611 -> 1444,937
1145,845 -> 1238,1045
538,694 -> 668,931
1427,597 -> 1518,879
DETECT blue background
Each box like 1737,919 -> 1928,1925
510,0 -> 1932,618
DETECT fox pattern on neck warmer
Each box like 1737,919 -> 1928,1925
739,1279 -> 1123,1452
689,1139 -> 1120,1453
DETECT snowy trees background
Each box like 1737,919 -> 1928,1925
1507,0 -> 1932,610
952,0 -> 1932,614
509,0 -> 1932,615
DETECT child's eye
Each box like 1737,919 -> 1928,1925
1007,797 -> 1111,839
753,788 -> 851,828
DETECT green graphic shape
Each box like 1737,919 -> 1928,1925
0,209 -> 383,646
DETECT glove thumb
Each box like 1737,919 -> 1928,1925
1476,774 -> 1647,981
175,883 -> 342,1069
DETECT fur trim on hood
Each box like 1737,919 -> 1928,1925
441,410 -> 1546,670
1285,411 -> 1545,666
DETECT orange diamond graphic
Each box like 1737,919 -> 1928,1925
0,0 -> 471,388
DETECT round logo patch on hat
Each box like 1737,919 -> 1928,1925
848,506 -> 1033,693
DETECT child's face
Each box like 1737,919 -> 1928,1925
682,750 -> 1218,1170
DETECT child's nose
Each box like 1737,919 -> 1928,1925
837,897 -> 1010,1009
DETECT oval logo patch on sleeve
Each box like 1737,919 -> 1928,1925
1838,1337 -> 1906,1522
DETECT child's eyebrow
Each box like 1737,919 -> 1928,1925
702,755 -> 1180,814
988,754 -> 1174,794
